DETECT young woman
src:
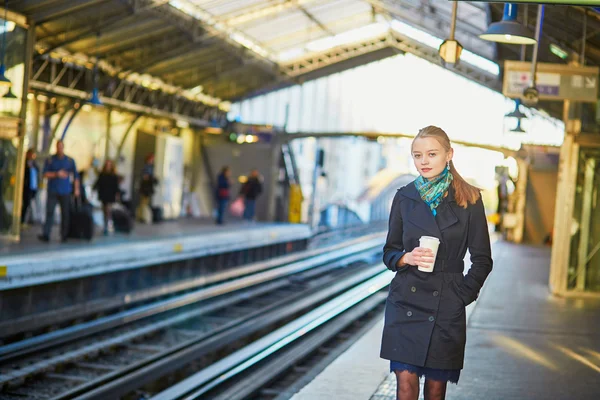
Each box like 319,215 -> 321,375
93,159 -> 120,235
380,126 -> 493,400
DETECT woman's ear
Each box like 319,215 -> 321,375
447,148 -> 454,162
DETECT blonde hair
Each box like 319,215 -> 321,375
412,126 -> 480,208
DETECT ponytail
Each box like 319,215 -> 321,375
449,160 -> 480,208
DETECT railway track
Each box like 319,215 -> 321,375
146,271 -> 390,400
0,224 -> 384,345
0,234 -> 388,400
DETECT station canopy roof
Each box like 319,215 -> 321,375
9,1 -> 600,112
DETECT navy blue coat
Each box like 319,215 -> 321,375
380,181 -> 493,370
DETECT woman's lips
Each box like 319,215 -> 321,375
421,168 -> 432,173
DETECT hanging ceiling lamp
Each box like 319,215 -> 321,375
89,86 -> 102,106
89,32 -> 103,106
3,86 -> 16,98
505,98 -> 527,119
510,118 -> 526,133
480,3 -> 536,45
0,0 -> 12,87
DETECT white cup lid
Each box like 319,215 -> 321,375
420,236 -> 440,242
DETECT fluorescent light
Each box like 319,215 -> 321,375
0,21 -> 15,34
550,44 -> 568,60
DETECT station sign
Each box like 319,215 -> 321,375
0,116 -> 20,139
503,61 -> 599,103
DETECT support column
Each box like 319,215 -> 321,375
266,135 -> 281,222
31,95 -> 40,151
10,21 -> 35,240
576,157 -> 595,290
105,108 -> 112,161
510,158 -> 529,244
549,100 -> 582,295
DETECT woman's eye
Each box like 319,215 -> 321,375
429,153 -> 436,157
414,154 -> 420,159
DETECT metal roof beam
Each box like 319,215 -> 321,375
144,47 -> 226,75
99,28 -> 177,58
224,0 -> 320,26
153,2 -> 295,82
30,80 -> 213,127
136,44 -> 203,73
366,0 -> 494,58
31,0 -> 112,24
299,7 -> 335,36
164,57 -> 240,81
40,15 -> 153,55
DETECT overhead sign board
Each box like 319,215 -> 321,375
0,116 -> 20,139
503,61 -> 599,103
456,1 -> 600,5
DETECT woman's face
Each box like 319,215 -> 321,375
105,160 -> 114,171
412,137 -> 453,180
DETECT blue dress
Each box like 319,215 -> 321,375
390,360 -> 460,384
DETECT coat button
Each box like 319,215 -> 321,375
411,286 -> 417,293
433,291 -> 439,297
428,316 -> 435,322
407,311 -> 413,317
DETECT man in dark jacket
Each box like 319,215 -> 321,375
39,140 -> 80,242
241,169 -> 262,221
22,148 -> 39,224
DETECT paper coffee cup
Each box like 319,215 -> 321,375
418,236 -> 440,272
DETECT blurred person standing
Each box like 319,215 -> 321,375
137,153 -> 158,224
38,140 -> 79,242
240,169 -> 262,221
93,159 -> 120,235
22,148 -> 40,225
215,166 -> 231,225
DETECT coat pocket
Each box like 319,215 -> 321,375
389,271 -> 405,293
451,274 -> 467,307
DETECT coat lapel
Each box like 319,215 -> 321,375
401,182 -> 442,239
436,187 -> 459,232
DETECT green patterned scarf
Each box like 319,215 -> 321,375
415,167 -> 453,216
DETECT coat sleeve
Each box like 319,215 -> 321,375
456,196 -> 493,306
383,191 -> 408,272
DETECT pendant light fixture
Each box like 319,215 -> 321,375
3,86 -> 16,98
480,3 -> 536,45
0,0 -> 12,87
89,32 -> 103,106
510,118 -> 526,133
505,98 -> 527,119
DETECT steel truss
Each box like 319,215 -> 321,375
281,31 -> 501,92
30,54 -> 228,127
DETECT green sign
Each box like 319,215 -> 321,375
457,0 -> 600,5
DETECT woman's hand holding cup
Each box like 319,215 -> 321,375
401,247 -> 435,268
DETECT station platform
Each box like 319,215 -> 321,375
0,219 -> 312,290
292,241 -> 600,400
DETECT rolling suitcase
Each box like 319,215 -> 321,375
112,204 -> 133,233
68,199 -> 94,240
